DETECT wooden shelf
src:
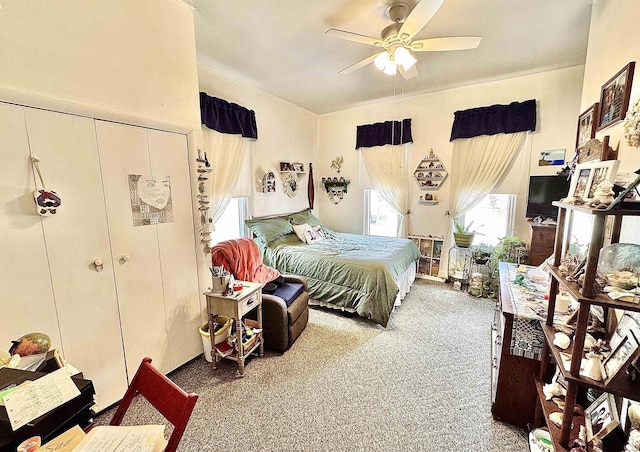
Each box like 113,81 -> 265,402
418,200 -> 438,205
540,323 -> 640,401
535,378 -> 585,452
552,200 -> 640,216
547,264 -> 640,312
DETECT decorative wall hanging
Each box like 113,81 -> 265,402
413,149 -> 448,190
262,171 -> 276,193
322,177 -> 350,204
30,155 -> 61,216
538,149 -> 565,166
128,174 -> 173,226
283,172 -> 299,198
330,155 -> 343,173
195,148 -> 213,252
307,163 -> 315,209
598,62 -> 635,131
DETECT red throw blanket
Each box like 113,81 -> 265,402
210,238 -> 280,284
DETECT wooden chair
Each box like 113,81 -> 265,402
110,357 -> 198,452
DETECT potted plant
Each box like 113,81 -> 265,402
453,219 -> 477,248
472,244 -> 493,265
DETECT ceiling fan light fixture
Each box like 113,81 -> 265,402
383,60 -> 397,75
374,51 -> 391,70
394,46 -> 417,70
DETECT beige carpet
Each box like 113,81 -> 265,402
95,280 -> 529,451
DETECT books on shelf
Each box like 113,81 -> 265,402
215,340 -> 234,357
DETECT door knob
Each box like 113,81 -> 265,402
93,259 -> 104,273
120,254 -> 132,263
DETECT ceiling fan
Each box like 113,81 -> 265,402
326,0 -> 482,79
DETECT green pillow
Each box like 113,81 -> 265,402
289,208 -> 321,227
245,217 -> 293,243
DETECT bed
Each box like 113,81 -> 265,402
246,209 -> 421,327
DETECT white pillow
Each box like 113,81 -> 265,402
305,224 -> 325,244
292,223 -> 312,243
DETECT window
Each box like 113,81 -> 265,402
211,197 -> 249,244
364,190 -> 400,237
462,194 -> 516,246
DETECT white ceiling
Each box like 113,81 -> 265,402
189,0 -> 593,114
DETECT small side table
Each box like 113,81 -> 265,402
205,281 -> 263,377
447,245 -> 472,289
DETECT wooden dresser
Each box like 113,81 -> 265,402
527,222 -> 556,266
491,263 -> 544,428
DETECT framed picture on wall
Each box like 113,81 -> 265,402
598,62 -> 635,131
576,103 -> 599,149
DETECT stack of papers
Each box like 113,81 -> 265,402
73,425 -> 167,452
39,425 -> 167,452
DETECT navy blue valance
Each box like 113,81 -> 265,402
200,92 -> 258,139
355,118 -> 413,149
449,99 -> 537,141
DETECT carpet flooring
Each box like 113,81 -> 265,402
95,280 -> 530,451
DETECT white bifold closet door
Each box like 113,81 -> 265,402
0,104 -> 64,354
7,106 -> 129,408
95,121 -> 200,378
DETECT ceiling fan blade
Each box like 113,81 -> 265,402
326,28 -> 384,47
410,36 -> 482,52
398,65 -> 418,80
398,0 -> 445,41
338,53 -> 381,74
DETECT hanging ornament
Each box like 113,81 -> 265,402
31,156 -> 61,216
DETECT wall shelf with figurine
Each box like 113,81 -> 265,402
418,194 -> 439,205
279,161 -> 307,175
322,177 -> 350,204
414,149 -> 448,191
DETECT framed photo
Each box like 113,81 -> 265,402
610,313 -> 640,351
601,331 -> 640,385
279,161 -> 292,172
567,160 -> 620,201
567,164 -> 592,199
598,62 -> 635,131
292,162 -> 304,172
620,398 -> 640,434
586,392 -> 619,441
576,103 -> 599,149
584,160 -> 620,201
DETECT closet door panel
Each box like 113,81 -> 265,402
148,130 -> 201,369
24,108 -> 128,408
95,121 -> 170,376
0,103 -> 62,349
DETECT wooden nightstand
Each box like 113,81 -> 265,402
205,281 -> 263,377
527,222 -> 556,266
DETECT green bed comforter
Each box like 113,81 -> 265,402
262,231 -> 421,327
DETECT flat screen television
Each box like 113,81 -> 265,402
526,175 -> 571,219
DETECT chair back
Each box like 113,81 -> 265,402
110,357 -> 198,452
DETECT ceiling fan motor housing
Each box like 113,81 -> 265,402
386,2 -> 410,23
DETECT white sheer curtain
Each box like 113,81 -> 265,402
361,143 -> 412,237
440,131 -> 527,276
203,127 -> 250,228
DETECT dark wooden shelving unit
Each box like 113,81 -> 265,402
535,200 -> 640,450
